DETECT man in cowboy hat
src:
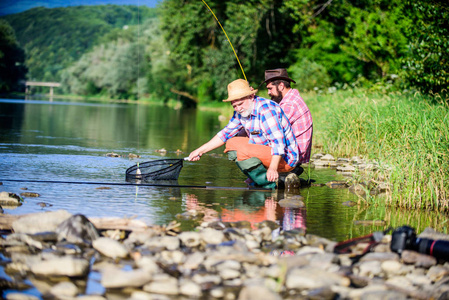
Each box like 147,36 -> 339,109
188,79 -> 299,189
261,68 -> 313,173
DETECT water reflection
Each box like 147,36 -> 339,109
0,97 -> 448,243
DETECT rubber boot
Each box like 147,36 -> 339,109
227,151 -> 237,161
235,157 -> 276,189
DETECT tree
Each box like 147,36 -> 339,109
0,20 -> 27,93
402,0 -> 449,97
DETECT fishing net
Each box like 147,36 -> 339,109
126,159 -> 184,181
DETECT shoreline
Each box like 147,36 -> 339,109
1,209 -> 449,299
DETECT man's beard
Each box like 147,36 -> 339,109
270,87 -> 283,103
239,108 -> 252,118
239,102 -> 253,118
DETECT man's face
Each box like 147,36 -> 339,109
267,82 -> 283,103
231,96 -> 253,117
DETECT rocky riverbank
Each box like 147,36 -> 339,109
1,209 -> 449,300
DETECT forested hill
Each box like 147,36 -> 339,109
1,5 -> 157,82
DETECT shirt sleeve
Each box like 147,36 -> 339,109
216,111 -> 243,142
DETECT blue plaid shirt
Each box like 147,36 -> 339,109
217,96 -> 299,167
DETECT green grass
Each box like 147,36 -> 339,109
305,89 -> 449,210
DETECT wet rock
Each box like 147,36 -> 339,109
200,227 -> 225,245
0,192 -> 23,206
238,285 -> 282,300
179,279 -> 202,297
5,293 -> 40,300
178,231 -> 201,248
401,250 -> 437,268
342,200 -> 357,207
30,256 -> 89,277
349,183 -> 367,197
284,173 -> 300,189
144,236 -> 180,251
336,164 -> 356,173
105,152 -> 120,157
56,214 -> 99,245
285,267 -> 350,290
321,154 -> 335,161
326,181 -> 349,189
36,202 -> 52,207
143,274 -> 179,295
12,210 -> 72,234
20,192 -> 40,197
49,281 -> 79,298
92,237 -> 129,259
427,265 -> 449,282
311,153 -> 324,160
278,196 -> 305,208
101,267 -> 152,288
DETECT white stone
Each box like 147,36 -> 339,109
92,237 -> 128,259
200,227 -> 225,245
49,281 -> 79,297
30,257 -> 89,277
101,267 -> 152,288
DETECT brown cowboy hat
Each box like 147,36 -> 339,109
260,68 -> 296,86
223,79 -> 258,102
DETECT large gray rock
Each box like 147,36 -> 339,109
56,214 -> 99,244
12,210 -> 72,234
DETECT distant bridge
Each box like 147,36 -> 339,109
25,81 -> 61,98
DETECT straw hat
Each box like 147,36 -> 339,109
260,68 -> 296,86
223,79 -> 258,102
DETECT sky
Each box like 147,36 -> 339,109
0,0 -> 160,16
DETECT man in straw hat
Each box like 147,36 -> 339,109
188,79 -> 299,189
260,68 -> 313,175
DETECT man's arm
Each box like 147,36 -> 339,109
188,135 -> 225,161
266,155 -> 282,182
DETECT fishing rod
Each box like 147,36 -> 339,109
201,0 -> 247,81
0,179 -> 271,192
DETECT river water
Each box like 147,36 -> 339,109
0,97 -> 445,242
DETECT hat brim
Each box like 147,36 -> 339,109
260,76 -> 296,87
223,89 -> 258,102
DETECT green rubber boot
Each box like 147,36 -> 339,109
235,157 -> 277,189
227,151 -> 238,161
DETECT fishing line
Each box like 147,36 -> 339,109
0,179 -> 270,191
201,0 -> 247,81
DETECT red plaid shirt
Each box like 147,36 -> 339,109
280,89 -> 313,164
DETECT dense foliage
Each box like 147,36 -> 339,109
1,5 -> 156,83
0,20 -> 27,93
0,1 -> 447,101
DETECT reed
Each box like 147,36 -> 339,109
306,89 -> 449,210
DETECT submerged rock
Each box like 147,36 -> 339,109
0,192 -> 23,206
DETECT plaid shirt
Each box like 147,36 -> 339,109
217,96 -> 299,167
280,89 -> 313,164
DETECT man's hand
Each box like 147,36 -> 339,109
267,155 -> 281,182
266,167 -> 279,182
188,150 -> 202,161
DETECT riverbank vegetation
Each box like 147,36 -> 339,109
305,89 -> 449,211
